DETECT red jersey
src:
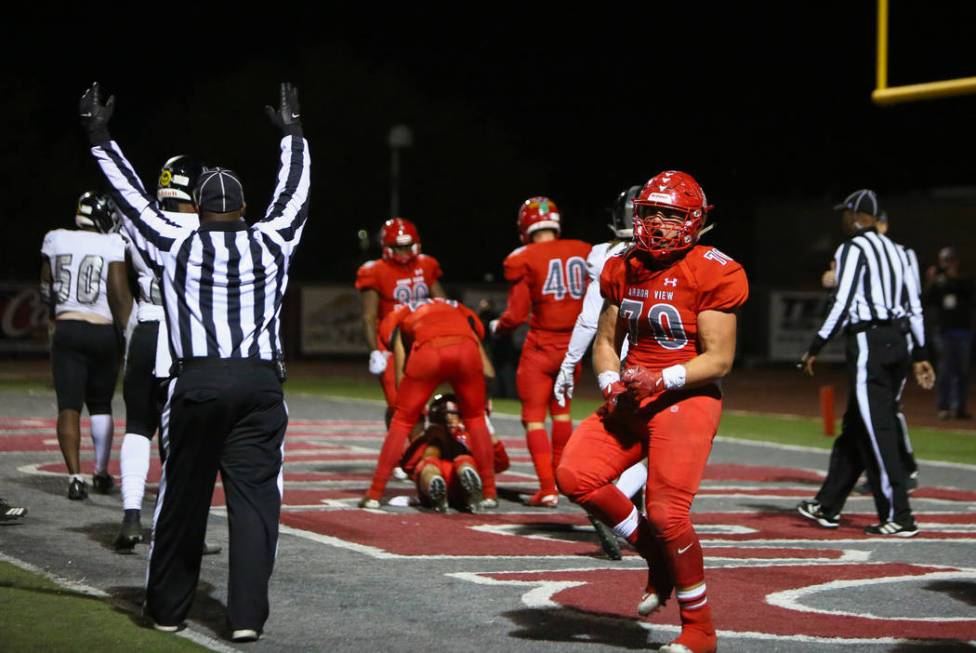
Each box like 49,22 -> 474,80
496,239 -> 592,334
355,254 -> 443,323
600,245 -> 748,370
378,298 -> 485,350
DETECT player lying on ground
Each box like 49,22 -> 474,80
361,298 -> 498,509
556,171 -> 748,653
398,393 -> 509,513
491,197 -> 591,507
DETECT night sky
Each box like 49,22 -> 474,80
3,6 -> 976,284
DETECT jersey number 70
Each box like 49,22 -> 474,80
619,299 -> 688,350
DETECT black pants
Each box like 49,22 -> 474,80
815,325 -> 914,525
123,321 -> 163,438
146,359 -> 287,631
51,320 -> 120,413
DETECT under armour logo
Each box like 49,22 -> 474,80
663,278 -> 678,287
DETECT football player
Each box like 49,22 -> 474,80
405,393 -> 489,513
360,298 -> 496,508
553,186 -> 648,559
356,218 -> 446,423
491,197 -> 591,507
41,192 -> 130,500
556,171 -> 748,653
114,156 -> 201,551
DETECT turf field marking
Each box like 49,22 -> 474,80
766,568 -> 976,621
0,552 -> 239,653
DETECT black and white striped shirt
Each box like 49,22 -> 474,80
810,228 -> 926,356
91,135 -> 310,362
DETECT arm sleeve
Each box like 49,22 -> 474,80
900,247 -> 928,360
809,242 -> 863,355
91,141 -> 187,275
561,275 -> 604,368
255,135 -> 311,248
495,277 -> 531,334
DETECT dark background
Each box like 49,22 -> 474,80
3,5 -> 976,284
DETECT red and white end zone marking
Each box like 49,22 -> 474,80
5,416 -> 976,646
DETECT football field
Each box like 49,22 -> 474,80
1,386 -> 975,652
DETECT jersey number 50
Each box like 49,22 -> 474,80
542,257 -> 587,301
619,299 -> 688,350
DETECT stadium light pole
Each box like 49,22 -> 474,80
388,124 -> 413,217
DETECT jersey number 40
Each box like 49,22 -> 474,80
619,299 -> 688,350
542,257 -> 587,301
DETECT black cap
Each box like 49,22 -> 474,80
833,189 -> 881,217
193,167 -> 244,213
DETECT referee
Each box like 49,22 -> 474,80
80,81 -> 310,641
798,189 -> 935,538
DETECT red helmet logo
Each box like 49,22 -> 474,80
380,217 -> 421,264
632,171 -> 711,261
517,196 -> 561,244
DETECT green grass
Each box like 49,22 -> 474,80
0,560 -> 207,652
287,378 -> 976,466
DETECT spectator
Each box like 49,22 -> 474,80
925,247 -> 974,419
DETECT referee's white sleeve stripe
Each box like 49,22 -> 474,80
818,245 -> 861,340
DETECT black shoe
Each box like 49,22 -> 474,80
797,501 -> 839,528
855,480 -> 872,495
92,472 -> 115,495
587,512 -> 622,560
0,498 -> 27,522
114,510 -> 144,552
458,467 -> 484,514
231,629 -> 261,642
68,478 -> 88,501
864,521 -> 919,537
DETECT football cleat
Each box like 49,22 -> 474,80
427,475 -> 449,513
660,628 -> 717,653
0,498 -> 27,522
797,500 -> 839,528
864,521 -> 919,537
479,497 -> 499,510
67,478 -> 88,501
392,466 -> 409,481
92,472 -> 115,495
586,512 -> 622,560
358,496 -> 381,509
458,466 -> 484,513
524,490 -> 559,508
114,510 -> 144,552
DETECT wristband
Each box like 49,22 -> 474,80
661,364 -> 686,390
597,371 -> 621,392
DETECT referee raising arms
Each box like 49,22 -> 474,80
799,190 -> 935,538
79,81 -> 310,641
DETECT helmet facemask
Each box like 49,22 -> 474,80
632,203 -> 705,261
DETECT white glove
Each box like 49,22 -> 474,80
553,365 -> 575,407
368,349 -> 390,375
488,319 -> 499,335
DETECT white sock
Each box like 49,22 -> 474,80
69,473 -> 85,483
120,433 -> 152,511
615,462 -> 648,500
89,414 -> 114,475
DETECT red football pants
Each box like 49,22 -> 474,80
556,393 -> 721,540
366,339 -> 495,500
516,330 -> 578,423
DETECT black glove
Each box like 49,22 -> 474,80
79,82 -> 115,145
264,82 -> 302,136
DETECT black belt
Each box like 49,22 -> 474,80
846,318 -> 903,335
173,357 -> 287,382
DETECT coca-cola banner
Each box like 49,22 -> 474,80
0,283 -> 50,352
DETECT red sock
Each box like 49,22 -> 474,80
664,527 -> 715,650
550,419 -> 573,474
525,428 -> 556,494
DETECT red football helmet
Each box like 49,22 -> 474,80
632,171 -> 712,261
380,217 -> 421,264
517,196 -> 561,244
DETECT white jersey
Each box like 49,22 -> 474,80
559,240 -> 631,369
41,229 -> 125,322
